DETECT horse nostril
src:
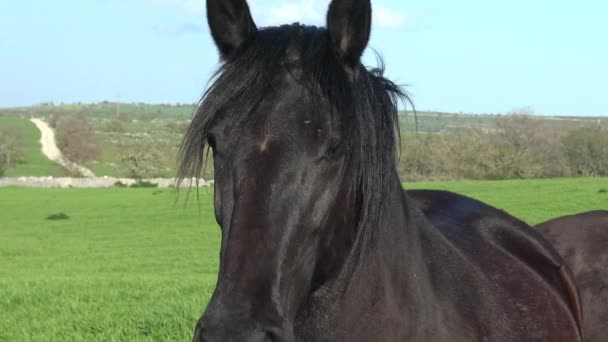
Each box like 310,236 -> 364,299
252,330 -> 276,342
242,330 -> 275,342
191,315 -> 291,342
263,331 -> 276,342
262,328 -> 292,342
243,328 -> 289,342
268,333 -> 277,341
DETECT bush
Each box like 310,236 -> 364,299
117,111 -> 129,122
488,114 -> 569,179
130,181 -> 158,188
398,134 -> 444,180
165,121 -> 189,134
121,144 -> 163,179
104,120 -> 127,133
562,126 -> 608,177
0,127 -> 24,176
114,181 -> 128,188
397,114 -> 577,181
55,114 -> 102,163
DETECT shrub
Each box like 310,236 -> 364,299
114,181 -> 128,188
121,144 -> 163,179
397,114 -> 576,181
562,126 -> 608,177
104,120 -> 127,133
55,114 -> 102,163
130,181 -> 158,188
0,127 -> 24,176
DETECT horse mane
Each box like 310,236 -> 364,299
178,23 -> 412,243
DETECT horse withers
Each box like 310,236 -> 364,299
535,210 -> 608,342
178,0 -> 584,340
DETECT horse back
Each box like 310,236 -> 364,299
535,210 -> 608,264
535,210 -> 608,342
406,189 -> 584,341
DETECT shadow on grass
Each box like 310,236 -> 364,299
46,213 -> 70,220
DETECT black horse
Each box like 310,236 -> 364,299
178,0 -> 583,340
535,210 -> 608,342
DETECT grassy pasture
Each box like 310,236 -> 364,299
0,177 -> 606,340
0,117 -> 68,177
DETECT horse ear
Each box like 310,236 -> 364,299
326,0 -> 372,71
207,0 -> 257,58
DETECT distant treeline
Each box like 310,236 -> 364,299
1,104 -> 607,180
398,115 -> 608,180
0,102 -> 197,120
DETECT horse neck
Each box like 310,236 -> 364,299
354,174 -> 422,278
296,173 -> 425,338
327,172 -> 424,308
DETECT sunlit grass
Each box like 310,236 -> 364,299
0,177 -> 606,340
0,117 -> 69,177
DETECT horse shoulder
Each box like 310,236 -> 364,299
405,189 -> 583,340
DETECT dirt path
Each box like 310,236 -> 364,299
30,118 -> 96,177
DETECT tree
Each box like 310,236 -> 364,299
0,127 -> 24,176
55,114 -> 102,163
490,112 -> 568,179
562,126 -> 608,177
121,144 -> 163,179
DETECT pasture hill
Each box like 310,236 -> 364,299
0,116 -> 69,177
1,102 -> 607,180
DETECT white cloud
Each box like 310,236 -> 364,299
262,1 -> 408,30
374,5 -> 407,29
149,1 -> 409,30
264,0 -> 324,26
151,0 -> 205,14
154,22 -> 205,35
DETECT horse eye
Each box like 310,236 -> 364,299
326,138 -> 342,158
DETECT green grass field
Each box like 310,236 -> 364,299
0,117 -> 69,177
1,178 -> 606,341
0,187 -> 218,341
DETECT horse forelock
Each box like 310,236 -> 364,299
178,23 -> 413,240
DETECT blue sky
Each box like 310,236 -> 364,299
0,0 -> 606,116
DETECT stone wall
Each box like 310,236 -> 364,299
0,177 -> 213,188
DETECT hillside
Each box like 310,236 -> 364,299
1,103 -> 606,179
3,102 -> 608,127
0,116 -> 69,177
